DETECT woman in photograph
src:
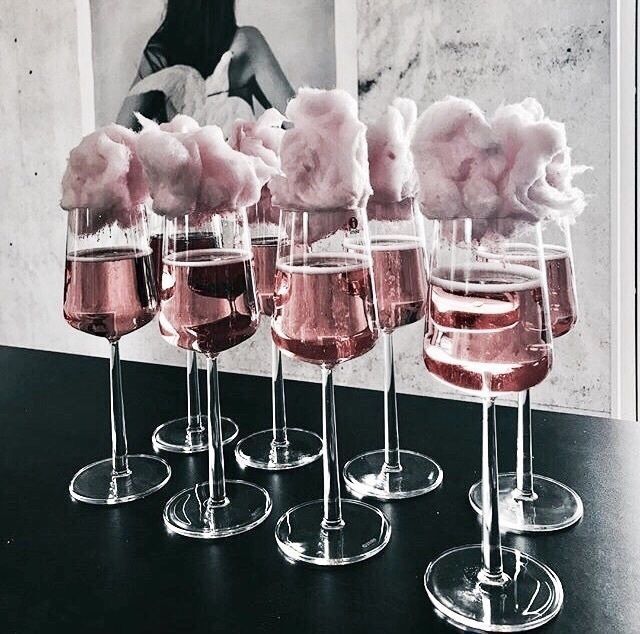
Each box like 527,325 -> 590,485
117,0 -> 294,133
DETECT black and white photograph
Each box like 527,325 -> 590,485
2,0 -> 639,632
91,0 -> 339,133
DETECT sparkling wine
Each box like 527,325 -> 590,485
150,233 -> 221,296
424,263 -> 552,394
64,246 -> 157,340
492,244 -> 577,338
544,247 -> 577,337
159,248 -> 258,355
251,236 -> 278,316
272,253 -> 378,366
347,235 -> 427,331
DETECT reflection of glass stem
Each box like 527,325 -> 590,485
382,331 -> 402,472
205,356 -> 228,509
271,341 -> 289,447
321,366 -> 344,529
109,341 -> 130,477
478,398 -> 507,587
515,389 -> 537,500
186,350 -> 204,436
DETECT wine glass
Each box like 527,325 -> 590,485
272,207 -> 391,565
235,190 -> 323,469
64,205 -> 171,504
343,197 -> 442,499
468,218 -> 582,532
148,212 -> 238,453
160,208 -> 271,538
423,218 -> 563,631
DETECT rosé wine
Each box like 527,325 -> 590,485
159,248 -> 258,356
424,263 -> 552,394
64,246 -> 157,341
272,253 -> 378,366
346,234 -> 426,331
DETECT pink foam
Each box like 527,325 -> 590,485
367,97 -> 417,203
61,124 -> 149,224
269,88 -> 371,211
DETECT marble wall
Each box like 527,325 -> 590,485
355,0 -> 611,414
1,0 -> 612,415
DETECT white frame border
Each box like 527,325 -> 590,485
610,0 -> 638,421
334,0 -> 358,97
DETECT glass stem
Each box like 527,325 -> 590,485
271,341 -> 289,447
382,331 -> 401,471
206,356 -> 227,506
515,389 -> 536,500
478,397 -> 506,586
321,366 -> 344,529
186,350 -> 204,433
109,341 -> 130,477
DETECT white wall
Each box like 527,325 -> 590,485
0,0 -> 618,416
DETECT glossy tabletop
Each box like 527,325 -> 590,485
1,346 -> 638,633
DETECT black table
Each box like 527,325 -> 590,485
1,346 -> 638,633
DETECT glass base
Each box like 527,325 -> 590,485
163,480 -> 271,539
468,472 -> 584,533
69,455 -> 171,505
152,415 -> 239,454
343,449 -> 443,500
425,545 -> 563,632
235,428 -> 323,470
274,499 -> 391,566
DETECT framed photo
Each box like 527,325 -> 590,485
87,0 -> 356,132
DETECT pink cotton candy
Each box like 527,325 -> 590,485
136,115 -> 202,218
367,97 -> 417,203
135,114 -> 270,216
192,125 -> 267,212
412,96 -> 587,231
159,114 -> 201,134
412,96 -> 502,221
61,124 -> 149,224
269,88 -> 372,211
491,98 -> 587,223
229,108 -> 286,175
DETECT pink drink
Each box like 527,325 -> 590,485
424,264 -> 552,394
159,248 -> 258,355
64,247 -> 157,340
251,236 -> 278,316
150,233 -> 221,297
484,244 -> 578,338
150,233 -> 163,295
545,248 -> 577,337
525,246 -> 577,338
348,235 -> 427,331
272,253 -> 378,366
